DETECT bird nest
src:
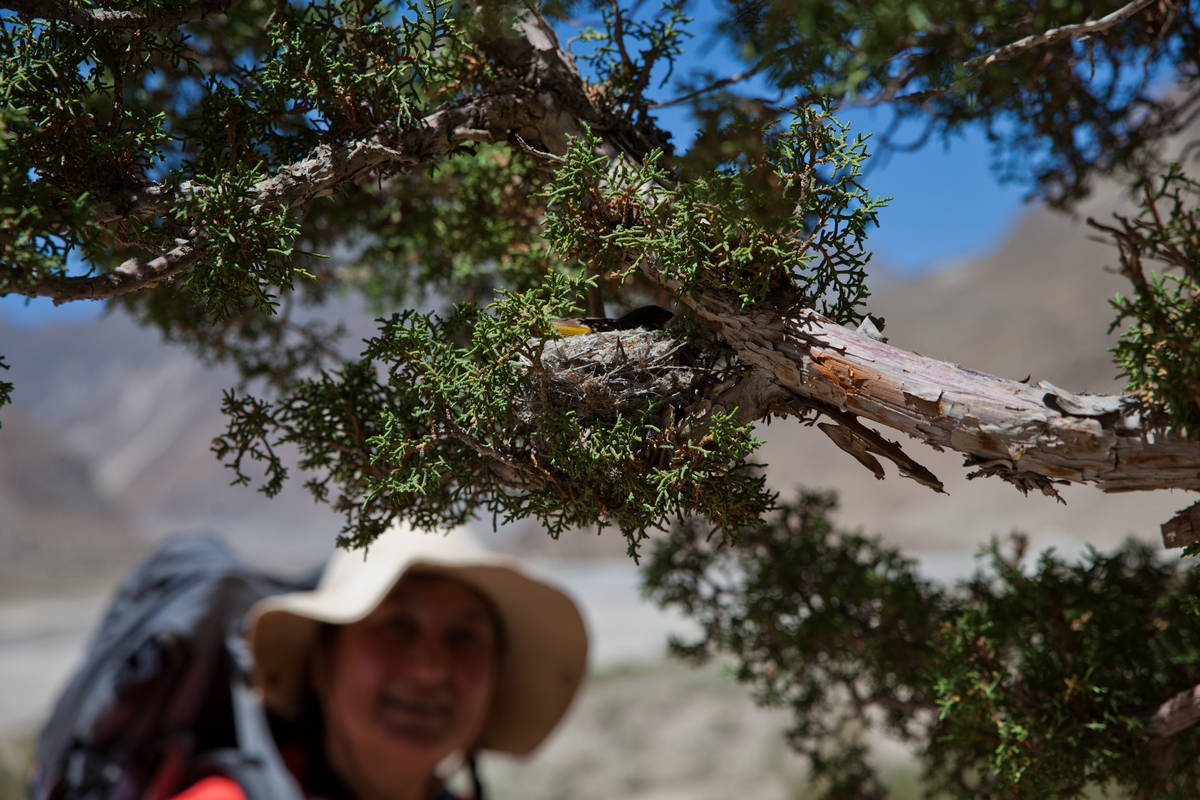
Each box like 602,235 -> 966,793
521,328 -> 724,422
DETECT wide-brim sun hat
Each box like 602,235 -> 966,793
246,523 -> 589,756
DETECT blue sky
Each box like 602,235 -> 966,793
840,108 -> 1028,276
0,3 -> 1030,327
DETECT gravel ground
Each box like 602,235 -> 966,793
483,660 -> 810,800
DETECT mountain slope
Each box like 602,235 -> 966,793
0,406 -> 144,598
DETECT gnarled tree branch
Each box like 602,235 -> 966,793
481,3 -> 1200,518
682,284 -> 1200,495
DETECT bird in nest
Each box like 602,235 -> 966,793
550,305 -> 674,337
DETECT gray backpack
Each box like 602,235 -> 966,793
29,535 -> 318,800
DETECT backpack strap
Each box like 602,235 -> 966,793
181,636 -> 303,800
185,681 -> 301,800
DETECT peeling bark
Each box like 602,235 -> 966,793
1161,501 -> 1200,548
1148,682 -> 1200,738
686,286 -> 1200,499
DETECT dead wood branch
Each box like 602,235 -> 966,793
673,284 -> 1200,499
1161,501 -> 1200,549
1148,682 -> 1200,738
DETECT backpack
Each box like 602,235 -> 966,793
28,534 -> 321,800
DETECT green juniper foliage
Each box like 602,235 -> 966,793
355,142 -> 565,309
711,0 -> 1200,207
645,492 -> 1200,799
542,101 -> 883,319
216,272 -> 774,553
931,539 -> 1200,797
1093,166 -> 1200,440
5,0 -> 1200,793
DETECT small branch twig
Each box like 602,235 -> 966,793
511,133 -> 565,164
2,0 -> 235,30
650,58 -> 770,109
609,0 -> 635,80
895,0 -> 1158,104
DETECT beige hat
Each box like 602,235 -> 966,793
246,524 -> 589,755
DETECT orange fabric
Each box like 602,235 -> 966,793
169,775 -> 248,800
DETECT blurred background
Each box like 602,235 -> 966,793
3,134 -> 1190,799
2,6 -> 1195,797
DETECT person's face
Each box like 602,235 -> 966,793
313,574 -> 499,798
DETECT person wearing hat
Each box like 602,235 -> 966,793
169,524 -> 589,800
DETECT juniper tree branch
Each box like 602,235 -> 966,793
99,93 -> 535,223
15,5 -> 637,305
23,234 -> 205,303
83,8 -> 627,231
1,0 -> 234,30
702,0 -> 1153,112
964,0 -> 1158,71
13,93 -> 540,303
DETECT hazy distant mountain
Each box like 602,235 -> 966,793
877,206 -> 1127,393
0,405 -> 143,598
1,311 -> 347,584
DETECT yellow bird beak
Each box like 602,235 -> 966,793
551,321 -> 595,337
